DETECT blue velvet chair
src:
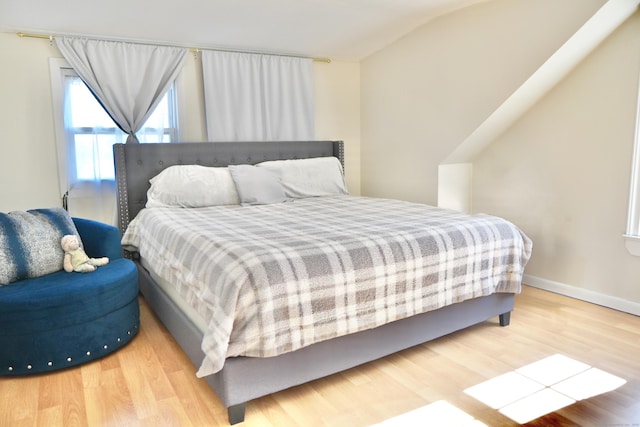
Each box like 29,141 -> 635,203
0,217 -> 139,375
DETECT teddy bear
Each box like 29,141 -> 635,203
61,234 -> 109,273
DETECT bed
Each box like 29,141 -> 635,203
113,140 -> 531,425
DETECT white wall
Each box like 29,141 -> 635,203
360,0 -> 640,309
314,60 -> 361,194
0,33 -> 361,213
0,34 -> 63,211
473,10 -> 640,309
361,0 -> 606,205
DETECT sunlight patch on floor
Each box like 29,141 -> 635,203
371,400 -> 487,427
372,354 -> 626,426
465,354 -> 626,424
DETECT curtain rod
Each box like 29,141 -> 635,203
16,31 -> 331,63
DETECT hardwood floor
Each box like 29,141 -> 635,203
1,285 -> 639,426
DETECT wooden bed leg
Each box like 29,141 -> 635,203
227,403 -> 247,425
499,312 -> 511,327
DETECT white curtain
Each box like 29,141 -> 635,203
54,37 -> 187,224
56,37 -> 188,143
202,50 -> 315,141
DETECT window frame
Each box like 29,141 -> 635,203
624,73 -> 640,256
49,57 -> 178,194
50,57 -> 73,199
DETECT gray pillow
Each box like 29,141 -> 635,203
228,164 -> 287,206
0,207 -> 81,285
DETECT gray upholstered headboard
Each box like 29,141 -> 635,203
113,140 -> 344,234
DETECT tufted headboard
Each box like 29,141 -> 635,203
113,140 -> 344,234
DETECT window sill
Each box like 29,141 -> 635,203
624,234 -> 640,256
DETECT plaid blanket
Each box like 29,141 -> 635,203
122,196 -> 531,377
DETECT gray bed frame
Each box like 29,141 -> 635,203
113,140 -> 515,425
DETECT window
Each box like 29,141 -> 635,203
624,74 -> 640,256
49,58 -> 178,223
63,72 -> 177,181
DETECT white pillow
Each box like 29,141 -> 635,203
257,157 -> 348,198
228,165 -> 287,205
146,165 -> 240,208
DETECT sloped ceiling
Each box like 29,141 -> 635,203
0,0 -> 489,61
443,0 -> 640,164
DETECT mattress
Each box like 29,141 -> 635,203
141,257 -> 208,334
122,195 -> 532,377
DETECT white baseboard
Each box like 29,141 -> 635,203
523,274 -> 640,317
